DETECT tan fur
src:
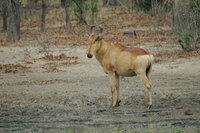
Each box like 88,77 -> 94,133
87,32 -> 154,109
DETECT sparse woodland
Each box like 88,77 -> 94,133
0,0 -> 199,51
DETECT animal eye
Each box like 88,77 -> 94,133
94,37 -> 99,42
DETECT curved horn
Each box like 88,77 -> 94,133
98,25 -> 103,34
90,25 -> 96,33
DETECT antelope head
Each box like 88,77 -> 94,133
87,25 -> 103,58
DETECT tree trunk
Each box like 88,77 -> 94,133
8,0 -> 21,41
103,0 -> 120,6
131,0 -> 134,10
65,0 -> 70,29
173,0 -> 199,50
151,0 -> 157,16
41,0 -> 46,31
2,0 -> 8,31
102,0 -> 107,6
194,2 -> 200,48
172,0 -> 176,33
91,0 -> 95,24
61,0 -> 65,7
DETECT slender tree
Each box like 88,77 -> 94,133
102,0 -> 119,6
2,0 -> 8,31
151,0 -> 157,16
8,0 -> 21,41
91,0 -> 98,25
61,0 -> 65,7
65,0 -> 70,29
172,0 -> 176,32
41,0 -> 46,31
91,0 -> 94,24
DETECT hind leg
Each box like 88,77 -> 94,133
137,73 -> 152,109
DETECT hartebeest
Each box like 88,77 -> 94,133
87,25 -> 154,109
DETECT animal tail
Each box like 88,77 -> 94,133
146,55 -> 154,79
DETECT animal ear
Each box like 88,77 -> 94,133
85,33 -> 90,37
98,33 -> 102,39
97,25 -> 103,39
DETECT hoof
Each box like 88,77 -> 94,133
109,105 -> 115,109
147,104 -> 152,109
115,100 -> 121,107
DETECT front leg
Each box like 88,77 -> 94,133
110,85 -> 116,108
108,72 -> 117,108
115,74 -> 121,107
108,72 -> 120,108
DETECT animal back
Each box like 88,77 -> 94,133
124,47 -> 150,55
115,44 -> 150,55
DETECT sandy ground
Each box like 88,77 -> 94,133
0,43 -> 200,131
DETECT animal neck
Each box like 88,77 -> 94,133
95,39 -> 110,62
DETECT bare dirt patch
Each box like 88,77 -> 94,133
0,45 -> 199,131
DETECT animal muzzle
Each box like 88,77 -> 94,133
87,54 -> 93,58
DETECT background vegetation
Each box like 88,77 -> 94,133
0,0 -> 199,51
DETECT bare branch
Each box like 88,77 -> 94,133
71,0 -> 90,26
178,39 -> 186,50
117,0 -> 129,10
